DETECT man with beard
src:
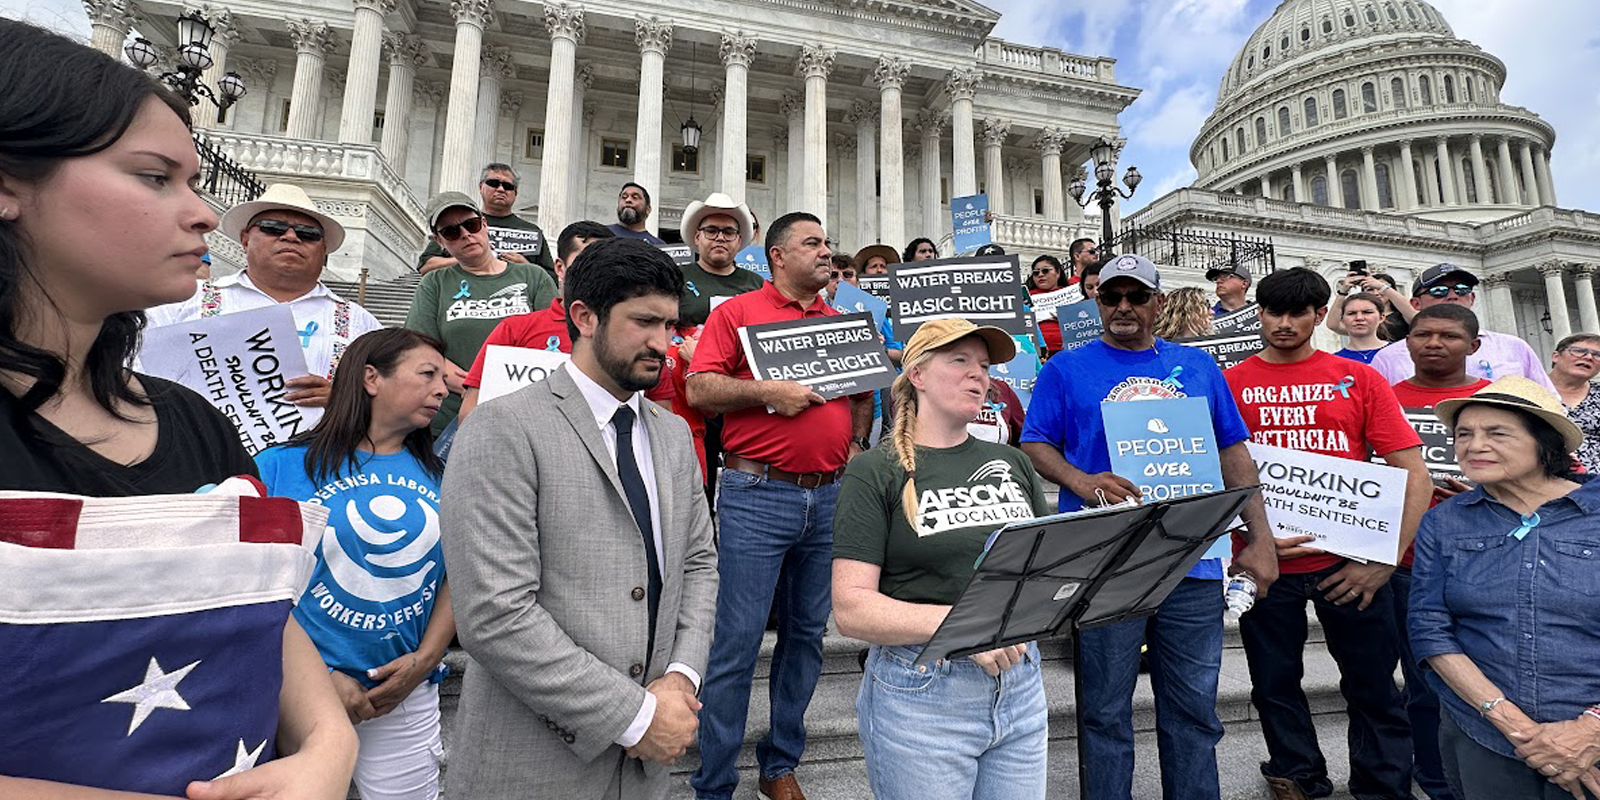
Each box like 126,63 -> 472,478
688,212 -> 874,800
609,182 -> 666,245
442,236 -> 718,800
418,163 -> 556,280
676,193 -> 765,330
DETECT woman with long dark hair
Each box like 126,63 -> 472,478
256,328 -> 455,800
0,19 -> 355,797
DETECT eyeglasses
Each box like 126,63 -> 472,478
435,215 -> 486,240
1424,283 -> 1474,298
697,226 -> 741,241
1562,345 -> 1600,359
1097,288 -> 1155,307
252,219 -> 324,243
1032,268 -> 1057,276
482,178 -> 517,192
831,269 -> 856,280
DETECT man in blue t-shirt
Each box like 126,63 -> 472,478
1021,254 -> 1280,800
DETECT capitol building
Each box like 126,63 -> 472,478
72,0 -> 1598,354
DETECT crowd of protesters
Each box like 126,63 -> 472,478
6,20 -> 1600,800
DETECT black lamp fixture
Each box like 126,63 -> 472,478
1541,309 -> 1554,335
680,42 -> 702,156
125,9 -> 247,123
1069,135 -> 1141,250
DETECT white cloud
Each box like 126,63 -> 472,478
1127,83 -> 1214,149
1,0 -> 90,39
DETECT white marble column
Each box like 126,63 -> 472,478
1495,136 -> 1518,205
1397,140 -> 1416,210
1574,265 -> 1600,334
1517,139 -> 1540,207
1480,274 -> 1516,333
947,69 -> 979,199
337,0 -> 393,143
1535,145 -> 1557,206
834,136 -> 855,245
875,57 -> 909,248
190,6 -> 239,128
798,44 -> 834,224
772,127 -> 790,216
1541,262 -> 1573,341
1291,162 -> 1306,203
84,0 -> 139,57
496,91 -> 523,165
781,91 -> 803,213
473,45 -> 513,166
569,64 -> 593,216
379,33 -> 425,171
981,118 -> 1008,215
1360,146 -> 1379,209
632,17 -> 672,235
439,0 -> 493,194
1434,137 -> 1458,206
284,20 -> 336,141
536,3 -> 584,229
1467,134 -> 1490,206
1038,128 -> 1066,222
718,32 -> 756,202
1322,154 -> 1342,208
916,109 -> 945,240
847,101 -> 878,245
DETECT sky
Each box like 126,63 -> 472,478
6,0 -> 1596,216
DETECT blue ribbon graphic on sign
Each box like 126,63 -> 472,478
297,321 -> 319,348
453,281 -> 471,300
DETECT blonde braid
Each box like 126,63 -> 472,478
891,371 -> 922,529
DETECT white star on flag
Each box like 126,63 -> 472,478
215,739 -> 267,778
101,656 -> 201,735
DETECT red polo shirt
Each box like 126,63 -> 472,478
463,298 -> 673,401
689,281 -> 855,474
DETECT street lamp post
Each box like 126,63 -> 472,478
1068,136 -> 1141,252
123,10 -> 247,123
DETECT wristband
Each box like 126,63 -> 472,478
1479,696 -> 1506,717
1584,705 -> 1600,723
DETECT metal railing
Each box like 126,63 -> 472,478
1105,225 -> 1277,277
193,131 -> 265,207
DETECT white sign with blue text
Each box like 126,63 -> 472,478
1102,397 -> 1231,559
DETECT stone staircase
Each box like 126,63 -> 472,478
323,272 -> 421,329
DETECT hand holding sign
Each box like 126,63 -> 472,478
766,381 -> 827,416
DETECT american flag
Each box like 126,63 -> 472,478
0,484 -> 322,794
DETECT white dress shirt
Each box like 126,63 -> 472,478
145,272 -> 383,379
565,363 -> 701,747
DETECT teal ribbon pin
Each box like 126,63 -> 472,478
1160,366 -> 1185,392
297,320 -> 319,348
545,336 -> 561,352
1331,376 -> 1355,398
453,280 -> 471,300
686,281 -> 701,297
1507,512 -> 1540,541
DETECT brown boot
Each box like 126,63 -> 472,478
758,773 -> 807,800
1264,773 -> 1313,800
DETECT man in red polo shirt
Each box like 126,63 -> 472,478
1223,267 -> 1433,800
686,212 -> 873,800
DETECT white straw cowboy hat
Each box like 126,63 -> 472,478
218,183 -> 346,253
1435,376 -> 1585,453
679,193 -> 755,250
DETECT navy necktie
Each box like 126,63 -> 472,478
612,405 -> 661,648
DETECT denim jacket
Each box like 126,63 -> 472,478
1409,474 -> 1600,758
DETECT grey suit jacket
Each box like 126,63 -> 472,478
441,364 -> 719,799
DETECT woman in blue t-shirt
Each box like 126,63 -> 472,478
257,328 -> 455,800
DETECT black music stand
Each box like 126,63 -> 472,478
914,485 -> 1261,799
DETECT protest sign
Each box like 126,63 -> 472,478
738,312 -> 894,400
858,275 -> 892,302
831,282 -> 890,331
1027,285 -> 1084,321
990,348 -> 1039,408
1056,299 -> 1104,351
488,225 -> 544,258
141,305 -> 318,456
1103,397 -> 1232,559
734,244 -> 770,280
659,243 -> 694,266
478,345 -> 571,403
1247,442 -> 1407,565
1391,408 -> 1466,483
1211,303 -> 1262,335
1179,330 -> 1266,370
950,194 -> 992,253
888,255 -> 1034,343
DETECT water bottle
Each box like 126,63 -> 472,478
1223,573 -> 1258,623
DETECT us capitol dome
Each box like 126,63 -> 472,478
1192,0 -> 1556,223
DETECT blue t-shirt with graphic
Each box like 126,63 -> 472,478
1335,347 -> 1381,364
256,445 -> 445,688
1020,338 -> 1251,580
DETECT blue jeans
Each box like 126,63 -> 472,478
1078,577 -> 1226,800
1391,567 -> 1453,800
690,470 -> 837,800
857,643 -> 1048,800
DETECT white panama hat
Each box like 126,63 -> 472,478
218,183 -> 346,253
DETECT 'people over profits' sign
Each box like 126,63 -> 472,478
887,255 -> 1034,343
738,311 -> 894,401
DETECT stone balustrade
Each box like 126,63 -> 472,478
204,130 -> 427,230
991,214 -> 1093,253
977,38 -> 1116,83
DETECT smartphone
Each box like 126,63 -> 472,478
1347,259 -> 1369,277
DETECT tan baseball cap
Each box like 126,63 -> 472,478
902,318 -> 1017,367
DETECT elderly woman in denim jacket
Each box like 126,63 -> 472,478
1411,377 -> 1600,799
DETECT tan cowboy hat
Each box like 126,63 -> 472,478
854,244 -> 900,269
902,318 -> 1017,366
1435,376 -> 1584,452
219,183 -> 346,252
679,193 -> 754,249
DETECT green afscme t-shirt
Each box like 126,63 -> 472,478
833,438 -> 1051,606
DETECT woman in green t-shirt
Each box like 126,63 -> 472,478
833,319 -> 1053,800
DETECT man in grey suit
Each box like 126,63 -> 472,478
442,236 -> 719,798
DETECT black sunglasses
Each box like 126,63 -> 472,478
435,215 -> 486,240
252,219 -> 325,243
1424,283 -> 1473,298
831,269 -> 856,280
482,178 -> 517,192
1098,288 -> 1155,307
